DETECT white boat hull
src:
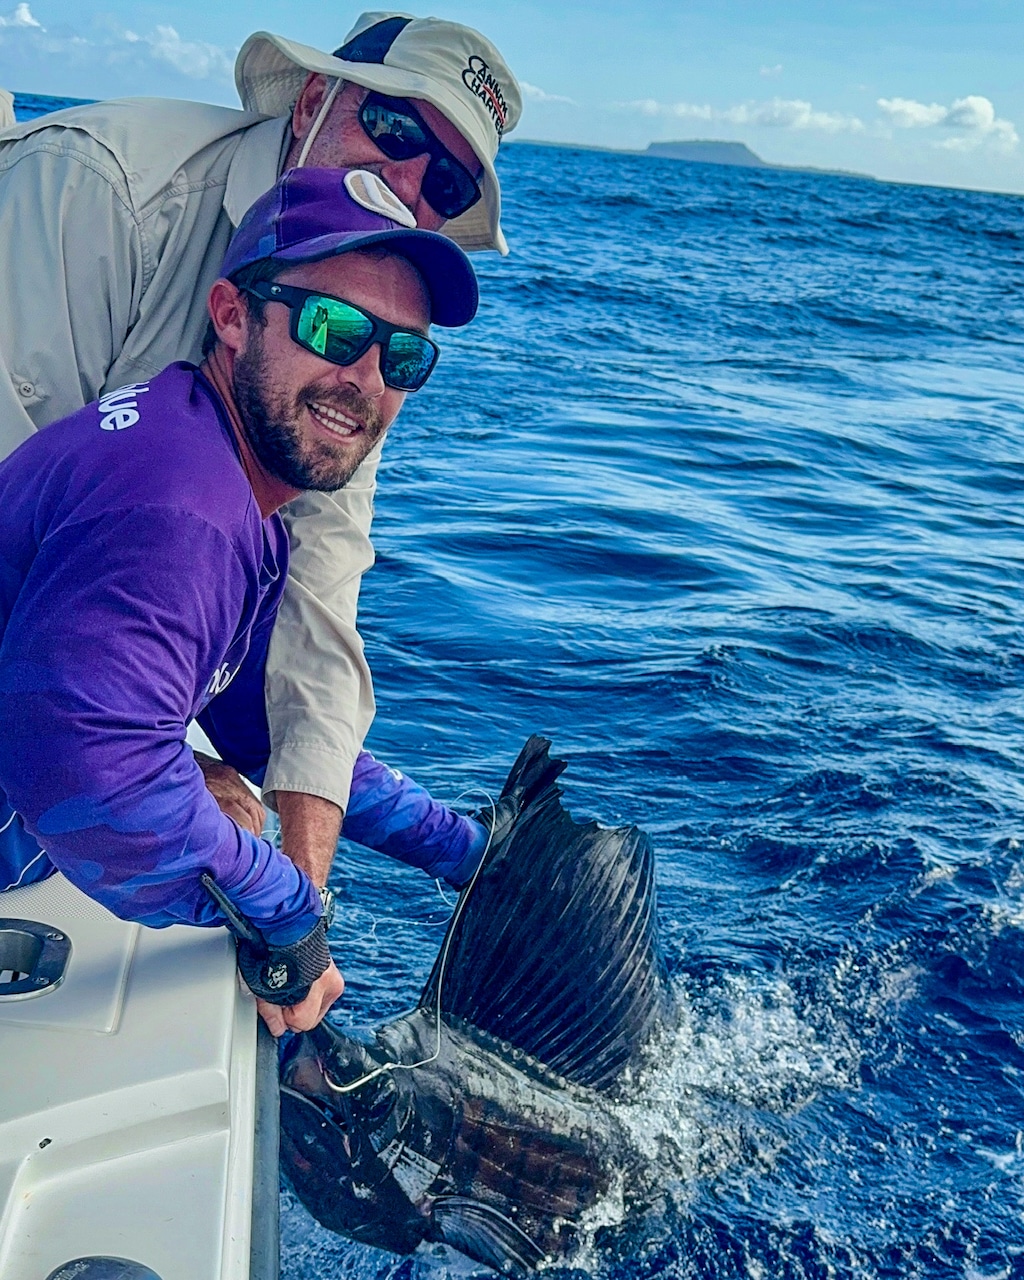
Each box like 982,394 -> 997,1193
0,873 -> 276,1280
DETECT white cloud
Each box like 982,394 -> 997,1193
876,97 -> 947,128
878,93 -> 1018,151
620,98 -> 713,120
0,2 -> 39,27
760,64 -> 783,78
620,90 -> 1016,150
723,97 -> 862,132
618,96 -> 861,133
520,81 -> 575,106
0,3 -> 40,28
146,25 -> 234,80
0,5 -> 235,85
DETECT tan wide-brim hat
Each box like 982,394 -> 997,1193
235,12 -> 522,255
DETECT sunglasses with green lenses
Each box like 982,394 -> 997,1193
244,281 -> 440,392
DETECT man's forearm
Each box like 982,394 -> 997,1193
277,790 -> 343,887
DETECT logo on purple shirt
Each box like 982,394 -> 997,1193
98,383 -> 150,432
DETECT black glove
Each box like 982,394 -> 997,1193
235,916 -> 331,1005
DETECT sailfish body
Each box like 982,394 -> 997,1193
280,737 -> 673,1276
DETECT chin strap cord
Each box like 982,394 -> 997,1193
295,77 -> 343,169
321,789 -> 498,1095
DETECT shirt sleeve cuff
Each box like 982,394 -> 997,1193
261,739 -> 359,814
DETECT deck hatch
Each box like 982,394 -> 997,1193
0,918 -> 71,1000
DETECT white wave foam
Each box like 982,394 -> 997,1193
981,849 -> 1024,933
545,971 -> 863,1268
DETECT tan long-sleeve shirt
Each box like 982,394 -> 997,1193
0,97 -> 381,811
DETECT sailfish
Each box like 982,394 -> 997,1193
279,736 -> 673,1276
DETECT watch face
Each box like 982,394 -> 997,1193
319,888 -> 336,932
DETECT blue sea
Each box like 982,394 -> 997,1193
19,95 -> 1024,1279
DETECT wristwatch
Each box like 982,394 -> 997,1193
319,886 -> 336,932
201,870 -> 335,1005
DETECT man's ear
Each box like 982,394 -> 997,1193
207,278 -> 249,355
292,73 -> 329,143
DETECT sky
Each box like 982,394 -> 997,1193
1,0 -> 1022,194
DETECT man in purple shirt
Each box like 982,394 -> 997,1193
0,168 -> 487,1035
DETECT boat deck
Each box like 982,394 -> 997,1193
0,874 -> 261,1280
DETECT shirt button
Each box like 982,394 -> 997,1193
18,382 -> 34,398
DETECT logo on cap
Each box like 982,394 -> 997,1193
462,55 -> 509,136
344,169 -> 416,228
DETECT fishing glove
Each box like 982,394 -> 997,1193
235,916 -> 331,1006
448,794 -> 522,887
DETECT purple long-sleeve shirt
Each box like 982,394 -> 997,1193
0,362 -> 486,934
0,363 -> 319,943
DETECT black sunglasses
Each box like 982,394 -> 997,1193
358,91 -> 482,222
246,281 -> 439,392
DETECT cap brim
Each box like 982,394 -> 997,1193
235,32 -> 508,256
270,227 -> 479,327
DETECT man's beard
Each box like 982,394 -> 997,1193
233,329 -> 384,492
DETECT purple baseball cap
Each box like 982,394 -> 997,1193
221,168 -> 478,327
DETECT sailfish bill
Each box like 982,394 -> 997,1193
280,736 -> 673,1275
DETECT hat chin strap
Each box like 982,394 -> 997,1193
295,76 -> 343,168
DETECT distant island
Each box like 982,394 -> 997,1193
510,137 -> 871,181
644,140 -> 766,167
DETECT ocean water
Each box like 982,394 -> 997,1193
12,92 -> 94,120
305,147 -> 1024,1280
20,94 -> 1024,1278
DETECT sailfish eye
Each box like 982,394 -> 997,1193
364,1079 -> 397,1129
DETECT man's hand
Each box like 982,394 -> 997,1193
214,786 -> 345,1035
256,961 -> 345,1036
195,752 -> 266,836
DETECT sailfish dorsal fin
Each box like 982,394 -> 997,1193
419,737 -> 669,1092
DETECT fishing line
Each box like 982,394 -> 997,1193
328,858 -> 455,935
335,903 -> 451,940
321,788 -> 498,1095
318,831 -> 463,967
333,911 -> 380,950
434,881 -> 458,908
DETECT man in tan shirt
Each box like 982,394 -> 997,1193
0,12 -> 521,894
